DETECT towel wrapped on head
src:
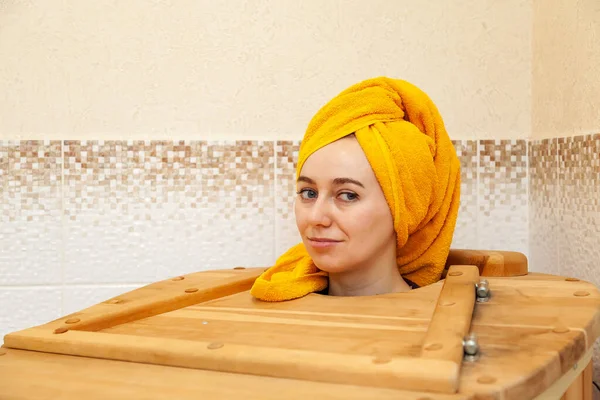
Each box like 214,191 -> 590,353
250,77 -> 461,302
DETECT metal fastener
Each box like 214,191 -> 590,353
476,279 -> 490,302
463,333 -> 480,361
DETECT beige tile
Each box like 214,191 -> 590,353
275,140 -> 301,256
62,140 -> 275,283
477,139 -> 528,256
0,140 -> 62,285
557,134 -> 600,285
528,139 -> 559,274
557,134 -> 600,383
451,140 -> 478,249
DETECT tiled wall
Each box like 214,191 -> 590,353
1,136 -> 599,381
1,138 -> 530,335
529,134 -> 600,382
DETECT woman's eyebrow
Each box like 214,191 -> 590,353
297,176 -> 315,184
332,177 -> 364,188
297,176 -> 365,188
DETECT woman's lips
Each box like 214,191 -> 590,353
307,237 -> 342,249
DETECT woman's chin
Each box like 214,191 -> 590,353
312,258 -> 354,274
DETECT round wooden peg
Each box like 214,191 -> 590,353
574,290 -> 589,297
207,342 -> 224,350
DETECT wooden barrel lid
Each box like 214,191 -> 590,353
2,266 -> 599,399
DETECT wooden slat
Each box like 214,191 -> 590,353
563,372 -> 583,400
582,360 -> 593,400
102,308 -> 428,357
0,347 -> 469,400
4,328 -> 460,394
470,278 -> 600,350
38,268 -> 263,332
444,249 -> 528,277
470,324 -> 587,376
420,265 -> 478,369
203,281 -> 443,319
532,347 -> 594,400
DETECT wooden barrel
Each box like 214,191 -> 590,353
1,260 -> 598,399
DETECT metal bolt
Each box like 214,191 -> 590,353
476,279 -> 490,302
463,333 -> 479,361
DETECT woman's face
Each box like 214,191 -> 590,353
294,135 -> 396,274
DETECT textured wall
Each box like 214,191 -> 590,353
0,138 -> 529,339
0,0 -> 531,140
533,0 -> 600,139
529,133 -> 600,383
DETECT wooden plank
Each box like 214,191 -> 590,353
22,267 -> 264,333
583,360 -> 593,400
532,347 -> 594,400
102,309 -> 428,357
463,346 -> 596,400
203,282 -> 442,319
470,279 -> 600,350
3,328 -> 460,394
445,249 -> 528,277
0,347 -> 470,400
564,373 -> 583,400
470,324 -> 587,376
420,265 -> 478,369
458,346 -> 563,399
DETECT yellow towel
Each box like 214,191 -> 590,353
250,77 -> 461,301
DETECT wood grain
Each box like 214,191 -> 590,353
4,328 -> 460,394
0,347 -> 468,400
420,264 -> 479,393
445,249 -> 528,277
41,268 -> 263,332
2,260 -> 600,400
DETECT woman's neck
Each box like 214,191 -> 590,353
326,258 -> 412,297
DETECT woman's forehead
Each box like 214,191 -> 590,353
298,136 -> 376,183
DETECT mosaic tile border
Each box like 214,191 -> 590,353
477,139 -> 529,257
1,136 -> 599,281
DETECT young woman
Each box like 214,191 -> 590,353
251,77 -> 461,301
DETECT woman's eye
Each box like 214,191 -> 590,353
339,192 -> 358,202
298,188 -> 317,200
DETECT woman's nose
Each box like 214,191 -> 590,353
307,198 -> 333,227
